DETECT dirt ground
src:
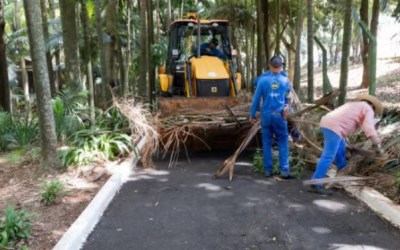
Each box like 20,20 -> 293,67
0,155 -> 110,250
0,58 -> 399,250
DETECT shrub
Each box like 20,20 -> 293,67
0,206 -> 32,248
59,129 -> 132,167
40,180 -> 66,205
251,149 -> 280,175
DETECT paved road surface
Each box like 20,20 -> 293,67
83,151 -> 400,250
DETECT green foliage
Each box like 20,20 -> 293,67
59,129 -> 132,167
0,112 -> 39,150
53,88 -> 88,142
251,149 -> 279,175
0,112 -> 12,150
0,206 -> 32,249
251,149 -> 264,174
96,107 -> 128,130
40,180 -> 66,205
289,154 -> 306,179
9,118 -> 39,149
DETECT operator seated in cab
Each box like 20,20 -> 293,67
200,38 -> 227,60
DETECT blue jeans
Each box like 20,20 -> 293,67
312,128 -> 347,186
261,112 -> 289,176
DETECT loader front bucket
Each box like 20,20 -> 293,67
157,97 -> 238,117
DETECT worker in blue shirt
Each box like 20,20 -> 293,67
250,55 -> 292,178
253,69 -> 301,142
200,38 -> 227,60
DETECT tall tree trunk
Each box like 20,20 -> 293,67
251,23 -> 256,91
293,0 -> 304,93
0,0 -> 10,112
95,0 -> 109,108
59,0 -> 81,90
338,0 -> 353,105
80,1 -> 95,126
13,0 -> 30,111
23,0 -> 60,169
167,0 -> 172,28
256,0 -> 266,75
122,0 -> 132,97
138,0 -> 148,99
307,0 -> 314,103
262,0 -> 270,62
40,0 -> 56,97
147,0 -> 155,107
48,0 -> 61,89
275,0 -> 281,55
360,0 -> 369,88
105,0 -> 118,98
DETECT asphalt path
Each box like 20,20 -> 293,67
83,151 -> 400,250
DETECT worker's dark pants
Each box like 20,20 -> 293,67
312,128 -> 347,186
261,112 -> 289,176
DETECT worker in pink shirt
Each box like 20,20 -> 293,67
309,94 -> 384,195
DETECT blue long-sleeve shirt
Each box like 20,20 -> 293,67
250,72 -> 290,119
253,70 -> 288,89
200,43 -> 227,60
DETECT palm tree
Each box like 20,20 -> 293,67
59,0 -> 81,90
307,0 -> 314,103
338,0 -> 353,105
0,0 -> 10,112
23,0 -> 60,169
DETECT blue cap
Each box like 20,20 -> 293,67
270,55 -> 283,68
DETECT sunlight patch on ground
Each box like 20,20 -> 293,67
196,183 -> 222,191
313,199 -> 347,212
287,203 -> 306,212
254,179 -> 274,185
328,243 -> 386,250
311,226 -> 332,234
235,161 -> 252,167
207,191 -> 234,198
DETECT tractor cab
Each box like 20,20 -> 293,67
159,13 -> 241,100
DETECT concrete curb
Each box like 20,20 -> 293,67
52,138 -> 146,250
344,185 -> 400,229
327,170 -> 400,229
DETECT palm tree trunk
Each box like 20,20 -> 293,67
306,0 -> 314,103
80,1 -> 95,126
338,0 -> 353,105
293,0 -> 304,93
262,0 -> 270,62
48,0 -> 61,89
23,0 -> 60,169
138,0 -> 148,99
123,0 -> 133,97
0,0 -> 10,112
147,0 -> 155,107
256,0 -> 266,75
13,0 -> 30,111
40,0 -> 56,97
95,0 -> 108,108
360,0 -> 369,88
59,0 -> 81,90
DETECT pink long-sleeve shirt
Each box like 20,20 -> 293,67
320,101 -> 379,142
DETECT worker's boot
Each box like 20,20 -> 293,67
308,185 -> 333,195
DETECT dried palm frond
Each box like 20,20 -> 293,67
214,121 -> 260,181
113,97 -> 159,168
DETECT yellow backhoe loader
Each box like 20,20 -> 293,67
157,13 -> 247,151
158,12 -> 242,116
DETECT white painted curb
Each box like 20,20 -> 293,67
52,138 -> 146,250
344,185 -> 400,229
326,170 -> 400,229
